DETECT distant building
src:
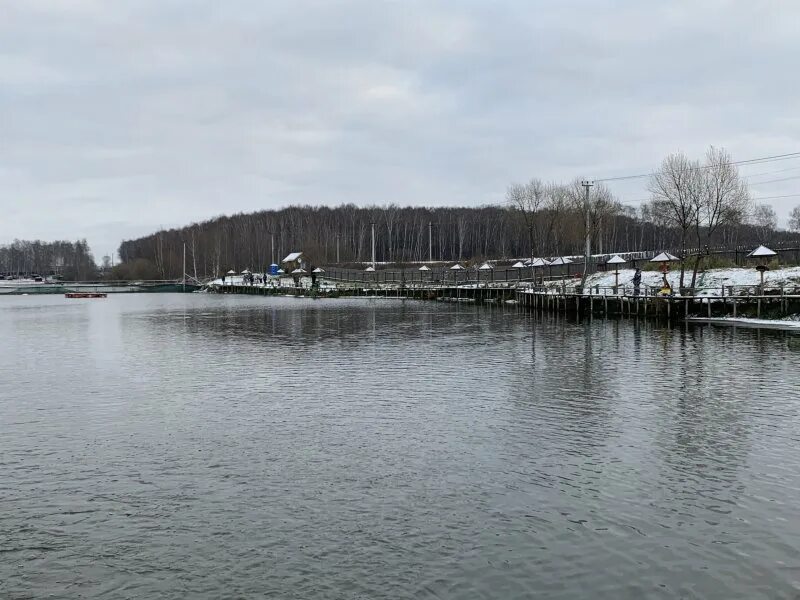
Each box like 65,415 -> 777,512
281,252 -> 309,271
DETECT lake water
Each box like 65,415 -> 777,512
2,294 -> 800,599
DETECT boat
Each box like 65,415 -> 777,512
65,292 -> 107,299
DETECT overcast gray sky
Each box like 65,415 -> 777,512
2,0 -> 799,259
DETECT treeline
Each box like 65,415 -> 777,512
0,239 -> 97,280
115,146 -> 800,281
117,204 -> 662,280
117,199 -> 793,281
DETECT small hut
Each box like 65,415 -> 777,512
282,252 -> 309,272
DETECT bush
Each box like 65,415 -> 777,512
111,258 -> 161,280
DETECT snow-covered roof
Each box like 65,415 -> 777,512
549,257 -> 573,265
312,267 -> 324,273
291,268 -> 306,274
530,258 -> 550,267
226,269 -> 236,274
450,263 -> 465,270
241,269 -> 251,274
606,255 -> 627,265
277,269 -> 285,274
511,261 -> 526,268
418,265 -> 430,271
478,262 -> 493,270
650,252 -> 679,262
748,245 -> 777,258
282,252 -> 303,263
364,266 -> 375,272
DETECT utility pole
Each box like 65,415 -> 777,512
428,221 -> 433,263
182,242 -> 186,292
270,232 -> 274,266
530,224 -> 535,285
581,180 -> 594,287
371,222 -> 376,270
336,233 -> 340,263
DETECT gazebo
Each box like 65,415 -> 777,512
450,263 -> 465,285
479,262 -> 493,283
511,260 -> 525,281
418,264 -> 430,284
650,252 -> 679,295
530,258 -> 550,285
606,255 -> 627,292
650,252 -> 679,263
548,257 -> 573,285
748,245 -> 777,292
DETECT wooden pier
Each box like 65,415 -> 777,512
517,286 -> 800,320
211,281 -> 800,321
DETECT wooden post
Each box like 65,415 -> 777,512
781,285 -> 785,315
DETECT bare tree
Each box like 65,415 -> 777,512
788,206 -> 800,232
647,153 -> 701,291
507,178 -> 546,260
689,146 -> 752,287
566,179 -> 616,286
751,203 -> 778,241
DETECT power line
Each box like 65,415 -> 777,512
595,151 -> 800,183
751,193 -> 800,200
749,174 -> 800,186
623,192 -> 800,205
741,165 -> 800,180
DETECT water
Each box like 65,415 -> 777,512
2,294 -> 800,599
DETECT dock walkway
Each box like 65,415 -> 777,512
211,280 -> 800,321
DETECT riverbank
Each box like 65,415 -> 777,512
0,280 -> 198,295
205,266 -> 800,325
543,266 -> 800,297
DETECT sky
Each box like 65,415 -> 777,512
2,0 -> 800,260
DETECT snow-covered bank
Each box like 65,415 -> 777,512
539,266 -> 800,297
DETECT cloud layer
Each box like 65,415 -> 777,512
2,0 -> 799,258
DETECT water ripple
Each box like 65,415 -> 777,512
1,294 -> 800,599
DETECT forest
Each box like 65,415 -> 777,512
116,147 -> 799,281
6,148 -> 798,282
114,200 -> 794,281
0,239 -> 97,280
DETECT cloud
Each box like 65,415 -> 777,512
1,0 -> 800,258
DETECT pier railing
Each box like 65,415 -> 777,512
517,283 -> 800,320
524,282 -> 800,299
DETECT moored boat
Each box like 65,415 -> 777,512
65,292 -> 107,299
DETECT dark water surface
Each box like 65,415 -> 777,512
2,294 -> 800,599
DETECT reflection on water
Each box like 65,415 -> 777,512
2,294 -> 800,599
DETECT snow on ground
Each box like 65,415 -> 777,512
206,266 -> 800,300
538,266 -> 800,297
